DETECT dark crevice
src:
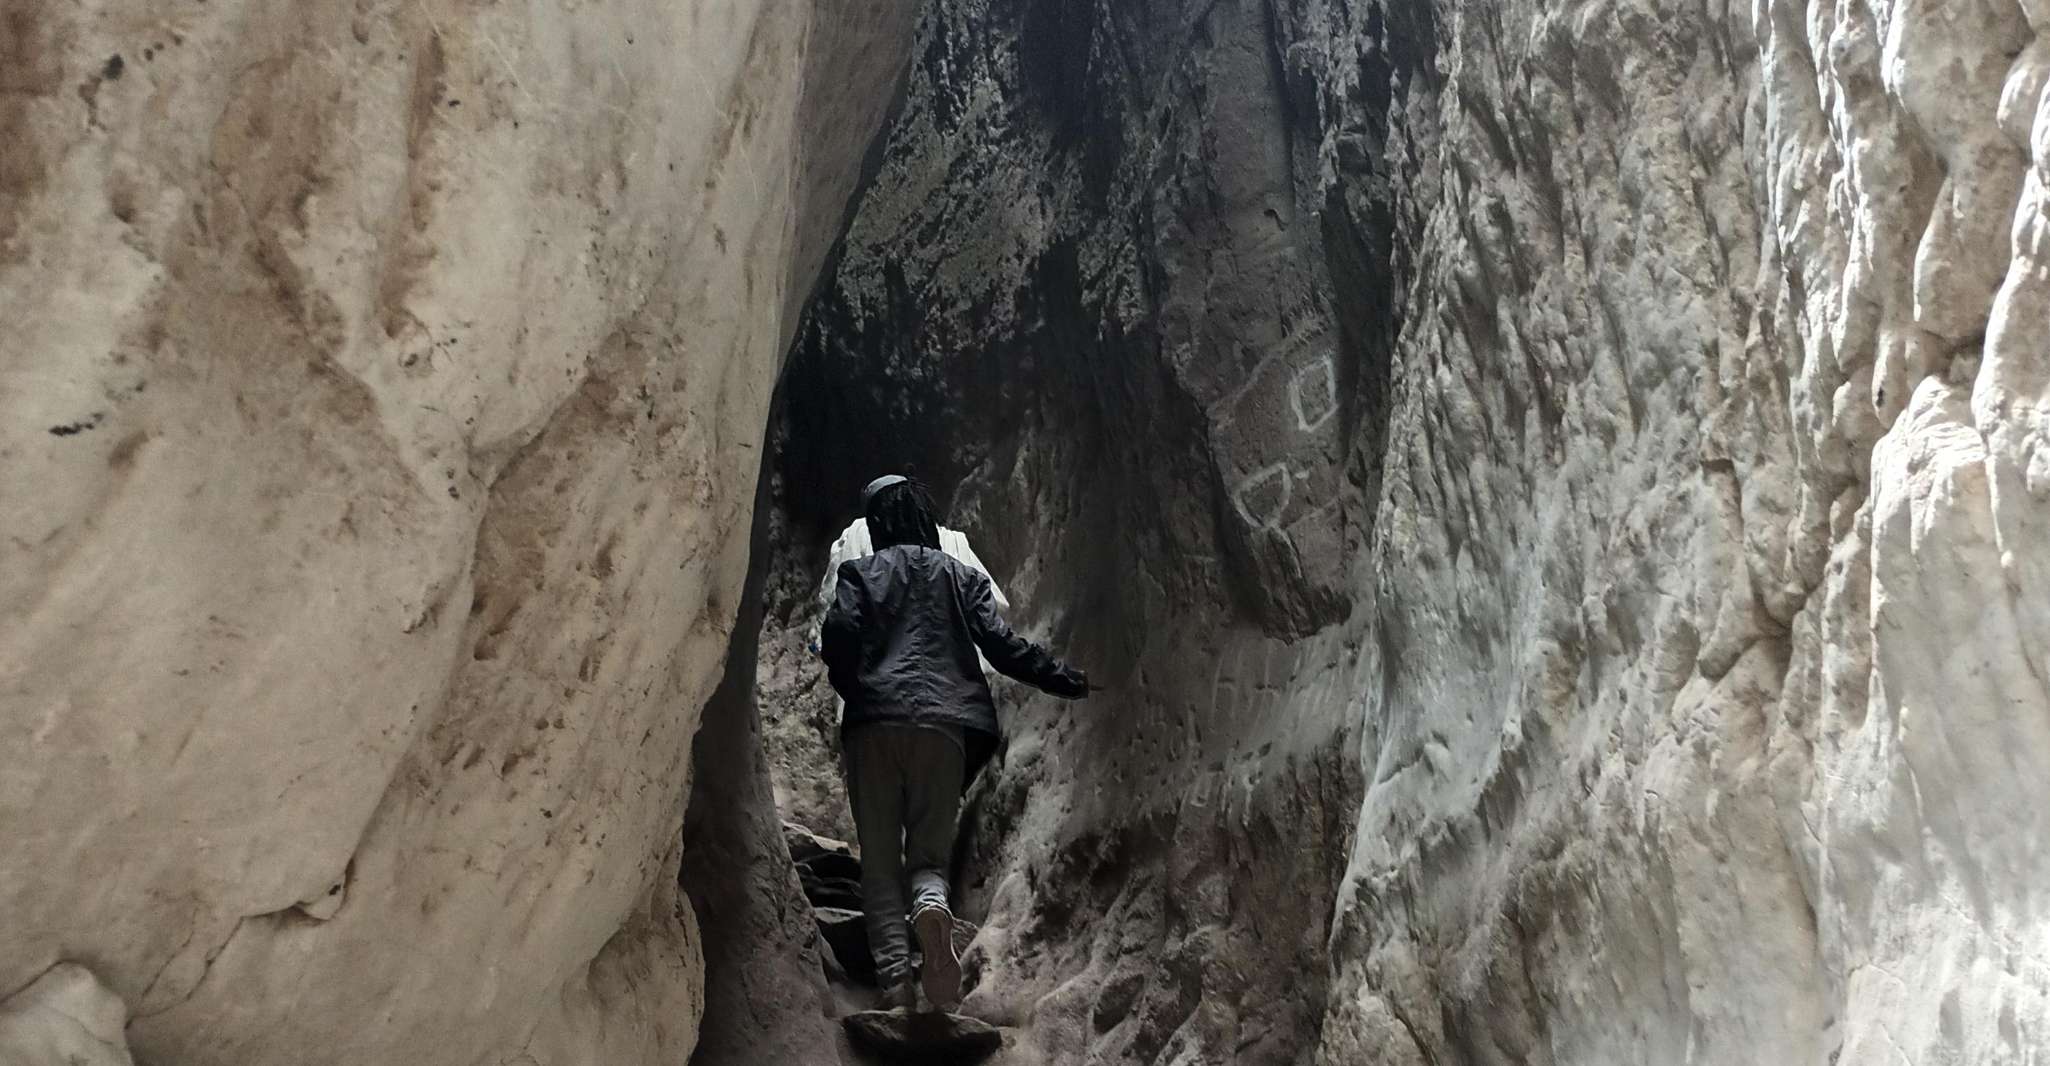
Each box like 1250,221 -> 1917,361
682,384 -> 842,1066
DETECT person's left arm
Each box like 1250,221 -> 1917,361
819,561 -> 867,697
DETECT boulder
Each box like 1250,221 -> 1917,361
783,822 -> 858,866
815,906 -> 877,986
841,1010 -> 1003,1064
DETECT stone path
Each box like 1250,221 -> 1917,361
784,821 -> 1006,1064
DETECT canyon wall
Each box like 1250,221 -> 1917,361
1324,0 -> 2050,1058
763,0 -> 2050,1062
0,2 -> 915,1062
6,0 -> 2044,1061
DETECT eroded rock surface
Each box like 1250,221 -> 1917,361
0,965 -> 135,1066
1,2 -> 916,1062
10,0 -> 2046,1060
681,460 -> 844,1066
1321,0 -> 2050,1059
760,0 -> 2050,1063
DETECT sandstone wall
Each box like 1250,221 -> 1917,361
763,0 -> 2050,1061
0,2 -> 915,1062
1323,0 -> 2050,1059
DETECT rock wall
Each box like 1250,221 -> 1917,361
680,449 -> 845,1066
762,0 -> 1426,1060
763,0 -> 2050,1062
1325,0 -> 2050,1059
0,2 -> 916,1062
10,0 -> 2045,1059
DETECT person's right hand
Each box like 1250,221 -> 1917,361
1047,666 -> 1090,700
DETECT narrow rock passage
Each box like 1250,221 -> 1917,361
740,1 -> 1413,1060
741,0 -> 2050,1063
7,0 -> 2049,1061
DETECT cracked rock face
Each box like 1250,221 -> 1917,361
1,1 -> 914,1062
762,0 -> 2050,1062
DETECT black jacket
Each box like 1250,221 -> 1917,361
821,545 -> 1083,744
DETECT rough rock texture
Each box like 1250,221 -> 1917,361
11,0 -> 2047,1059
760,0 -> 2050,1063
761,1 -> 1420,1060
842,1009 -> 1005,1064
1321,0 -> 2050,1059
681,456 -> 844,1066
0,965 -> 136,1066
756,492 -> 863,841
1,2 -> 916,1062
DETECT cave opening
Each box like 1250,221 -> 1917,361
681,0 -> 1422,1061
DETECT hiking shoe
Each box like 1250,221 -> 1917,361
913,904 -> 961,1012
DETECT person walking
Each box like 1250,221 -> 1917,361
819,475 -> 1090,1012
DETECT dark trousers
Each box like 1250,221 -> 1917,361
843,725 -> 964,985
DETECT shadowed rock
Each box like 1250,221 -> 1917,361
816,906 -> 878,985
842,1010 -> 1003,1064
784,822 -> 858,866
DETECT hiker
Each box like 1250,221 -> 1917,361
811,498 -> 1015,672
819,475 -> 1090,1012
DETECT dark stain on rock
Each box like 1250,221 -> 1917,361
1,7 -> 61,258
107,430 -> 149,469
49,412 -> 106,436
79,53 -> 125,127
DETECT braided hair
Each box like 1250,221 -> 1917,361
865,478 -> 942,550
